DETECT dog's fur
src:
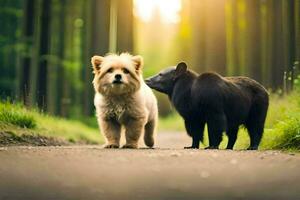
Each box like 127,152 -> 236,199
91,53 -> 158,148
146,62 -> 269,150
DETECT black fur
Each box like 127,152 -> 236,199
145,62 -> 269,150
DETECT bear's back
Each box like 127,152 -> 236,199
191,72 -> 227,111
224,76 -> 269,102
193,72 -> 225,93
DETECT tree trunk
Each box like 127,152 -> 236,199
204,0 -> 226,75
28,0 -> 43,107
116,0 -> 133,53
47,0 -> 61,115
271,0 -> 284,89
282,0 -> 295,92
225,0 -> 239,76
37,0 -> 51,111
189,0 -> 207,72
19,0 -> 36,106
296,0 -> 300,61
260,0 -> 273,88
247,0 -> 261,82
82,0 -> 111,116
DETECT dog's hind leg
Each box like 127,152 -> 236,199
144,119 -> 157,148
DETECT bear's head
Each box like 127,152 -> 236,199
145,62 -> 187,95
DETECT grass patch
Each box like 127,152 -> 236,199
265,118 -> 300,150
261,91 -> 300,150
0,102 -> 36,128
0,102 -> 103,145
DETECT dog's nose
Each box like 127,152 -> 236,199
115,74 -> 122,80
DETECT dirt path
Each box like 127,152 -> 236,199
0,132 -> 299,200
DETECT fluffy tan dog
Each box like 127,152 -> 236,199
91,53 -> 158,148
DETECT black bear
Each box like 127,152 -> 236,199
145,62 -> 269,150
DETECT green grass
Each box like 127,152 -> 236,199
0,102 -> 36,129
0,102 -> 103,145
261,91 -> 300,150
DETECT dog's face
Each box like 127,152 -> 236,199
145,62 -> 187,94
91,53 -> 143,96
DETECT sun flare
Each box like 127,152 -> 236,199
133,0 -> 182,24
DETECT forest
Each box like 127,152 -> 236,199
0,0 -> 300,148
0,0 -> 299,116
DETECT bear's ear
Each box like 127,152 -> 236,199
91,55 -> 104,73
175,62 -> 187,78
132,55 -> 143,71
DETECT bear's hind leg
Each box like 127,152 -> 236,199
247,125 -> 264,150
184,120 -> 205,149
226,126 -> 239,150
245,102 -> 268,150
206,113 -> 226,149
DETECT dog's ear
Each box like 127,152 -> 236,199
175,62 -> 187,78
91,55 -> 104,73
132,55 -> 143,71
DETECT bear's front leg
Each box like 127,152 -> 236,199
99,118 -> 121,148
184,120 -> 205,149
206,113 -> 226,149
123,118 -> 146,149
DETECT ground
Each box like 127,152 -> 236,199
0,132 -> 299,200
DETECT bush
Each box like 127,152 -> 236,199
261,89 -> 300,150
275,118 -> 300,149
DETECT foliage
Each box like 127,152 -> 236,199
261,90 -> 300,150
268,118 -> 300,150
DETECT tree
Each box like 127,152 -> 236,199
116,0 -> 133,53
189,0 -> 207,72
246,0 -> 262,82
36,0 -> 51,110
18,0 -> 36,106
83,0 -> 111,116
204,0 -> 226,75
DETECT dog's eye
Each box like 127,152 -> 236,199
107,68 -> 113,73
123,68 -> 130,74
159,73 -> 162,76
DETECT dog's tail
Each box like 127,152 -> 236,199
144,119 -> 156,148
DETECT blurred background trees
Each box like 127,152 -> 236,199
0,0 -> 299,118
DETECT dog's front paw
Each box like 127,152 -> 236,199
104,144 -> 119,149
122,144 -> 138,149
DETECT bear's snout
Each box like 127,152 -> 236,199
145,78 -> 153,87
